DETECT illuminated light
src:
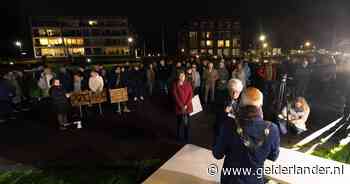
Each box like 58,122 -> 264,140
213,55 -> 218,59
148,54 -> 151,56
181,48 -> 185,52
128,37 -> 133,43
305,41 -> 311,47
157,53 -> 161,56
9,62 -> 14,65
21,52 -> 27,55
15,41 -> 22,47
259,34 -> 266,42
263,43 -> 268,48
86,58 -> 91,63
88,20 -> 98,26
196,55 -> 199,59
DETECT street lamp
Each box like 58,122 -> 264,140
259,34 -> 266,42
305,41 -> 311,47
263,43 -> 268,48
14,41 -> 22,49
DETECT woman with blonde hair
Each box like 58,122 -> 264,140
279,97 -> 310,135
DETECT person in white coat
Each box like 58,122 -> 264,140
89,71 -> 104,93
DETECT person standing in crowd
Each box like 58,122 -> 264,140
243,61 -> 252,86
186,67 -> 195,88
49,78 -> 71,130
0,73 -> 16,119
295,59 -> 311,97
146,63 -> 156,96
3,72 -> 22,105
72,73 -> 85,92
58,67 -> 73,92
232,62 -> 246,88
216,61 -> 229,92
278,97 -> 310,135
213,87 -> 280,184
191,64 -> 201,95
38,67 -> 55,97
172,70 -> 193,143
130,65 -> 145,102
214,79 -> 243,144
199,60 -> 209,98
108,67 -> 131,113
170,62 -> 183,83
203,62 -> 219,105
157,60 -> 170,95
256,61 -> 277,95
88,70 -> 104,93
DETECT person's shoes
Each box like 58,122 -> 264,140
134,97 -> 138,101
140,96 -> 144,101
123,108 -> 131,113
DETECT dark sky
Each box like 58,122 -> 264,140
1,0 -> 350,57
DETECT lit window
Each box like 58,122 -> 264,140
217,49 -> 223,56
201,49 -> 207,53
225,40 -> 230,47
218,40 -> 224,48
41,48 -> 65,57
64,38 -> 84,45
190,49 -> 198,55
208,49 -> 213,55
206,32 -> 211,39
88,20 -> 98,26
39,38 -> 49,45
206,40 -> 213,47
200,40 -> 206,47
189,32 -> 197,38
69,48 -> 85,55
232,49 -> 240,56
223,49 -> 230,56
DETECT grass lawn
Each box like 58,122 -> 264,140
312,144 -> 350,164
0,159 -> 161,184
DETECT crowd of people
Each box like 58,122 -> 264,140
0,53 -> 346,183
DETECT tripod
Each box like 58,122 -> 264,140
277,74 -> 288,112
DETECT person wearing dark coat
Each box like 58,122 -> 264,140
214,79 -> 243,144
58,67 -> 73,92
157,60 -> 170,95
130,65 -> 146,102
213,87 -> 280,184
49,78 -> 71,130
295,59 -> 311,97
108,67 -> 131,113
172,70 -> 193,143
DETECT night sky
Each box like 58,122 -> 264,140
1,0 -> 350,57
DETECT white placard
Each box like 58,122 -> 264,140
190,95 -> 203,116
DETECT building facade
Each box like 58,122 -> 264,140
30,16 -> 136,58
178,17 -> 241,57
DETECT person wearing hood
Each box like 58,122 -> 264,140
213,87 -> 280,184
